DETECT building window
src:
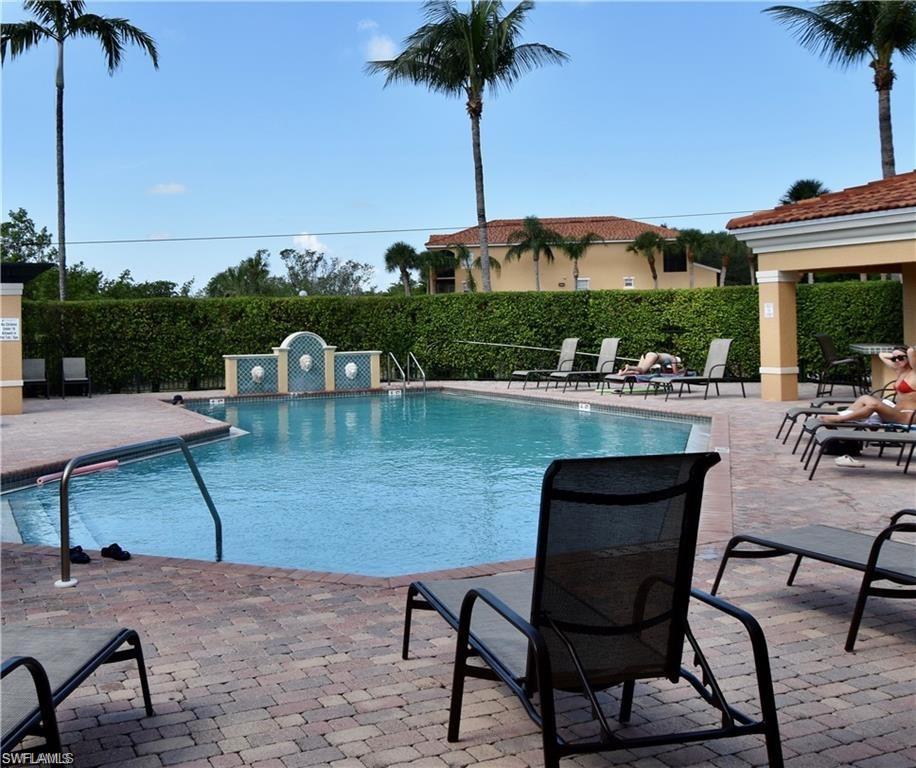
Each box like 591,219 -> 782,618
575,277 -> 590,291
623,276 -> 635,289
663,247 -> 687,273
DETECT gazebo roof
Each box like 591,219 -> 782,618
727,171 -> 916,230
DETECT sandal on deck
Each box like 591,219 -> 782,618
68,546 -> 91,564
834,455 -> 865,468
101,543 -> 131,561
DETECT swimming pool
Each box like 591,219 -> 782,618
6,392 -> 699,576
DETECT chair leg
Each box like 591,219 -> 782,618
619,679 -> 635,723
447,640 -> 469,742
845,573 -> 874,652
808,445 -> 826,480
126,632 -> 155,717
786,555 -> 804,586
402,584 -> 418,660
711,540 -> 738,595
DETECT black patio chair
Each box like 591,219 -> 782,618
22,359 -> 49,399
814,334 -> 869,397
61,357 -> 91,398
402,453 -> 784,768
2,627 -> 153,755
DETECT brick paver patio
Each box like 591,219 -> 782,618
2,383 -> 914,767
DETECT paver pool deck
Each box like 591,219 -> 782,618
1,383 -> 914,767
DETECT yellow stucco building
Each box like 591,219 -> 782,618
426,216 -> 719,292
728,171 -> 916,401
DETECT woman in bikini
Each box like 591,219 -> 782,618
821,345 -> 916,424
618,351 -> 682,375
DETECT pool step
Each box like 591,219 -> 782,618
8,490 -> 99,550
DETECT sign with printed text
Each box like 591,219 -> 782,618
763,303 -> 775,319
0,318 -> 20,341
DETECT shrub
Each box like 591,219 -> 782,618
21,281 -> 901,392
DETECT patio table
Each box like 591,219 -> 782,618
850,342 -> 902,391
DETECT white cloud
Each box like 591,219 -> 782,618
293,233 -> 329,253
365,33 -> 396,61
357,19 -> 378,31
148,182 -> 186,195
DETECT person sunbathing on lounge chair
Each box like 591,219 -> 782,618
618,351 -> 682,375
821,345 -> 916,424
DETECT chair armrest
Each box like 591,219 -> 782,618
458,587 -> 547,654
890,509 -> 916,525
2,654 -> 60,751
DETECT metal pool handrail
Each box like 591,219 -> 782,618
55,436 -> 223,588
386,352 -> 406,388
407,352 -> 427,391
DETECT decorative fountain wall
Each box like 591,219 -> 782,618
223,331 -> 381,396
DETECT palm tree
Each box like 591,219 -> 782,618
765,1 -> 916,178
675,228 -> 705,289
443,243 -> 500,291
366,1 -> 567,292
416,249 -> 457,293
384,241 -> 420,296
2,1 -> 159,300
626,231 -> 666,290
504,216 -> 563,291
556,232 -> 600,290
780,178 -> 831,204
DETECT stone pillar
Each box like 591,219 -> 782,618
324,346 -> 337,391
0,283 -> 24,415
223,357 -> 238,396
273,347 -> 289,394
902,262 -> 916,344
757,270 -> 801,401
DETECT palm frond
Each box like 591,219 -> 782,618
22,0 -> 76,30
71,14 -> 159,71
1,20 -> 51,62
765,3 -> 873,67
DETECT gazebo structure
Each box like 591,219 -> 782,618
0,263 -> 52,415
728,171 -> 916,402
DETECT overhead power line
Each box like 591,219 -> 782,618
9,209 -> 762,248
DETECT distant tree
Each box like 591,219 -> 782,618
416,249 -> 456,293
101,269 -> 181,299
626,231 -> 666,290
675,228 -> 705,289
0,208 -> 57,263
695,230 -> 753,286
203,250 -> 289,297
440,243 -> 501,292
367,1 -> 567,292
2,1 -> 160,299
504,216 -> 563,291
556,232 -> 600,289
765,1 -> 916,178
383,241 -> 420,296
280,248 -> 373,295
24,262 -> 104,300
780,178 -> 830,204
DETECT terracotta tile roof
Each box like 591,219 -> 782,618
727,170 -> 916,230
426,216 -> 679,247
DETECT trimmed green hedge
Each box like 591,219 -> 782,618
21,281 -> 902,392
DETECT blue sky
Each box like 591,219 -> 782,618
2,1 -> 914,291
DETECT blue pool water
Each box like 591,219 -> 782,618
7,393 -> 696,575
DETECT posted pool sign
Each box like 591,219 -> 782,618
0,318 -> 20,341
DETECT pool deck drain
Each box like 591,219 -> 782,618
2,382 -> 915,766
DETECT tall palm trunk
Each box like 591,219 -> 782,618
468,101 -> 491,292
56,39 -> 67,300
686,247 -> 695,289
720,256 -> 729,287
873,61 -> 896,178
400,267 -> 411,295
648,254 -> 658,290
572,259 -> 579,289
533,253 -> 540,291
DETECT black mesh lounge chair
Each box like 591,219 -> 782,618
814,334 -> 869,397
775,384 -> 895,444
712,510 -> 916,651
508,338 -> 579,390
2,627 -> 153,755
402,453 -> 784,768
61,357 -> 91,398
548,337 -> 620,392
650,338 -> 746,401
806,428 -> 916,479
22,359 -> 49,399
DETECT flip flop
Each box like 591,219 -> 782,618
100,543 -> 131,561
834,455 -> 865,468
69,546 -> 91,564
